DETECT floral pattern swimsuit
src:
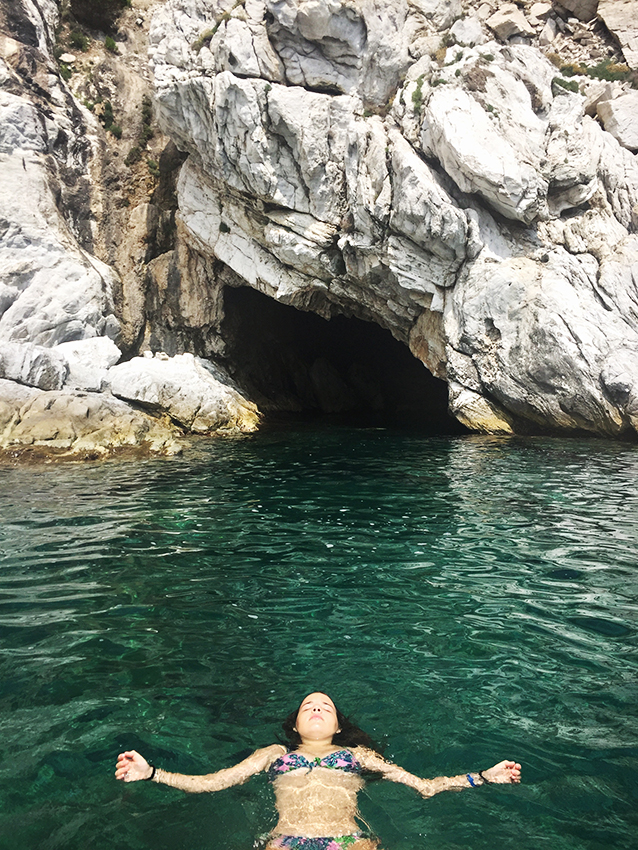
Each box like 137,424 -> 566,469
268,750 -> 365,850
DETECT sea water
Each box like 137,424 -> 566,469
0,427 -> 636,850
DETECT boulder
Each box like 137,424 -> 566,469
423,85 -> 548,223
597,0 -> 638,68
557,0 -> 599,22
407,0 -> 463,32
0,341 -> 68,390
107,352 -> 260,434
54,337 -> 122,392
486,5 -> 535,40
597,90 -> 638,152
528,3 -> 553,24
450,16 -> 486,47
0,379 -> 182,458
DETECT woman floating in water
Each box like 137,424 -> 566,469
115,691 -> 521,849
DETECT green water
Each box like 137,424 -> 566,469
0,427 -> 637,850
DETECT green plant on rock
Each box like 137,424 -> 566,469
69,30 -> 89,51
147,158 -> 160,177
552,76 -> 579,94
59,62 -> 72,81
125,146 -> 141,165
109,124 -> 122,138
104,35 -> 119,54
560,62 -> 587,77
587,58 -> 631,82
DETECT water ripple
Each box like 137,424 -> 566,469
0,432 -> 636,849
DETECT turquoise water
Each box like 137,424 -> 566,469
0,427 -> 637,850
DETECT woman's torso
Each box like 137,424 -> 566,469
268,749 -> 365,838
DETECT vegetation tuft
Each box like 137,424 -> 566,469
69,30 -> 89,51
552,77 -> 579,94
99,100 -> 122,137
104,35 -> 119,54
558,58 -> 632,84
411,74 -> 425,112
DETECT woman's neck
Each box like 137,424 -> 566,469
296,737 -> 342,756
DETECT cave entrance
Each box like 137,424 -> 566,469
221,285 -> 467,433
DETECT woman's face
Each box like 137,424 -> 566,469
295,692 -> 340,741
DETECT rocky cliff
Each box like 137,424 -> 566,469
1,0 -> 638,459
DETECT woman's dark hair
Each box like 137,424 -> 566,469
280,693 -> 382,754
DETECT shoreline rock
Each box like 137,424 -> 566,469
1,0 -> 638,458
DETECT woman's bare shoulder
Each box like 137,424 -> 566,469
256,743 -> 287,760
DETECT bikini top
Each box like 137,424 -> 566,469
268,749 -> 362,782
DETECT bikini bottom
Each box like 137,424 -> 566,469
269,834 -> 363,850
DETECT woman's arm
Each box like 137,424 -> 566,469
352,747 -> 521,798
115,744 -> 286,793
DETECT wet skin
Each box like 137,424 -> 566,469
115,691 -> 522,847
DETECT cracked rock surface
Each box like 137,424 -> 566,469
149,0 -> 638,438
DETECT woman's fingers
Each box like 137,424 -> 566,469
115,750 -> 149,781
485,760 -> 522,783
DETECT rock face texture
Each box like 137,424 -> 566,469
147,0 -> 638,438
0,0 -> 260,458
1,0 -> 638,458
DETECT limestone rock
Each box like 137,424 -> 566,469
558,0 -> 599,22
0,378 -> 40,433
423,85 -> 548,223
54,337 -> 122,392
4,0 -> 638,448
597,90 -> 638,152
528,3 -> 553,25
444,240 -> 638,437
0,379 -> 182,459
107,352 -> 260,433
410,0 -> 463,32
448,383 -> 516,434
147,0 -> 638,439
0,36 -> 120,348
539,17 -> 559,46
486,5 -> 535,40
0,341 -> 68,391
597,0 -> 638,68
450,16 -> 486,47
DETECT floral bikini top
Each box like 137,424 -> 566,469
268,749 -> 362,782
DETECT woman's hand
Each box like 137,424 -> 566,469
115,750 -> 153,782
482,760 -> 522,784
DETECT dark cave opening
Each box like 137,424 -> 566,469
221,286 -> 467,434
